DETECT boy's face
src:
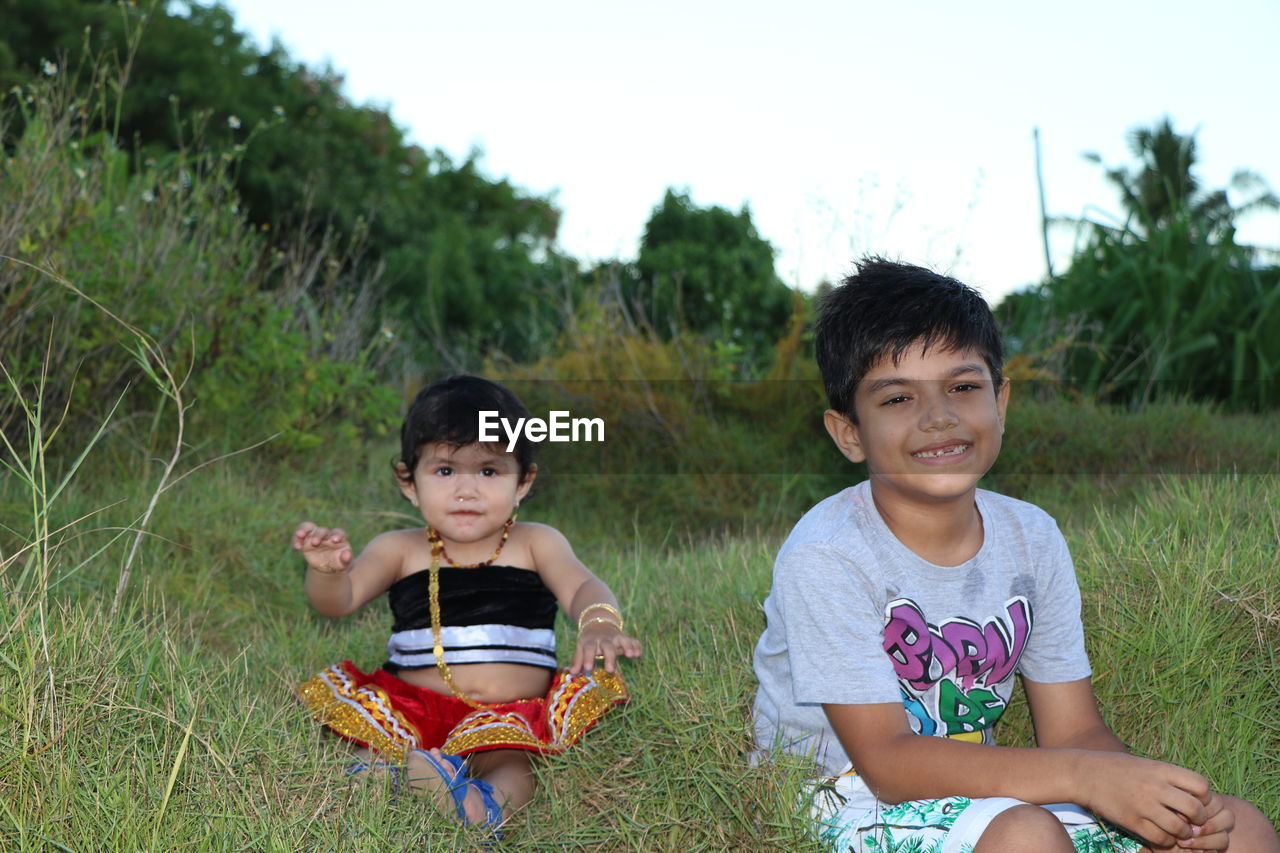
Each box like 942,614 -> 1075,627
823,343 -> 1010,510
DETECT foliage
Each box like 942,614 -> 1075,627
1001,120 -> 1280,411
0,0 -> 568,362
489,279 -> 839,536
1001,213 -> 1280,411
631,189 -> 794,358
988,394 -> 1280,520
1,69 -> 398,451
1086,117 -> 1278,240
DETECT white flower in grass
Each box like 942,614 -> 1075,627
141,189 -> 155,203
272,105 -> 285,117
42,61 -> 58,76
74,167 -> 87,180
227,115 -> 241,130
381,326 -> 396,341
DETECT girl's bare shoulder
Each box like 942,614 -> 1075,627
512,519 -> 563,539
360,527 -> 429,577
512,520 -> 575,553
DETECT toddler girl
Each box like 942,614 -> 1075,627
294,375 -> 640,837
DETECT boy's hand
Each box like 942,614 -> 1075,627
569,623 -> 642,675
1075,751 -> 1212,848
1172,790 -> 1234,851
293,522 -> 353,574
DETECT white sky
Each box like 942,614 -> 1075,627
220,0 -> 1280,303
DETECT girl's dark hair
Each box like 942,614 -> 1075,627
815,257 -> 1004,420
398,375 -> 536,482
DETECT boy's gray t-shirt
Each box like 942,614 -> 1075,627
751,481 -> 1092,777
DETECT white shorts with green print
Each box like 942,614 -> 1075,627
809,771 -> 1144,853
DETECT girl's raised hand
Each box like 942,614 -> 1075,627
569,623 -> 642,675
293,521 -> 353,574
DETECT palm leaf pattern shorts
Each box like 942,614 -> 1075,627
810,774 -> 1143,853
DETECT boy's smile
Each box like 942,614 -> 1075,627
824,343 -> 1009,515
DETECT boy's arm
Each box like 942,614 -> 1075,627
1023,677 -> 1237,851
823,684 -> 1212,849
1021,677 -> 1129,752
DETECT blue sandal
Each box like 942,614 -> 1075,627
408,749 -> 505,838
344,756 -> 403,793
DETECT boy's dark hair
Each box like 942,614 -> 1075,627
816,257 -> 1004,420
398,375 -> 536,482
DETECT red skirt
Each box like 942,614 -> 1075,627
296,661 -> 628,763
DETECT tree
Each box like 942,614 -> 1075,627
1086,117 -> 1278,239
0,0 -> 567,363
1001,119 -> 1280,411
632,189 -> 792,354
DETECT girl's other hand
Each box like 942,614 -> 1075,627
293,521 -> 353,574
569,624 -> 642,675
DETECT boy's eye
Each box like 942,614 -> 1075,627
434,466 -> 453,476
480,467 -> 499,477
950,382 -> 981,393
882,395 -> 910,406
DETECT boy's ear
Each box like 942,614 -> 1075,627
515,463 -> 538,506
823,409 -> 866,464
996,377 -> 1011,432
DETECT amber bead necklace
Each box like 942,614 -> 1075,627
425,518 -> 515,709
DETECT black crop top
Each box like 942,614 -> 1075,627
383,566 -> 559,671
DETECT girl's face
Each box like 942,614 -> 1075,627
398,442 -> 534,546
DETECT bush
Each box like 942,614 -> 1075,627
1001,203 -> 1280,412
487,282 -> 841,536
1,70 -> 399,452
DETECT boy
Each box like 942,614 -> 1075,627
751,259 -> 1278,852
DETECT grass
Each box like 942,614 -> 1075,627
3,396 -> 1278,850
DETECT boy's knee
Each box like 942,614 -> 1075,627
1220,794 -> 1280,852
974,804 -> 1073,853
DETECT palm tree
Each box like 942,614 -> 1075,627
1085,117 -> 1278,239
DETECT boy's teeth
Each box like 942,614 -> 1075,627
914,445 -> 968,458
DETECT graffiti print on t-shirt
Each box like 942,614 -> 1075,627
881,596 -> 1032,736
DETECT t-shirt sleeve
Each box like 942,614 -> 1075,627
1016,523 -> 1092,684
774,542 -> 904,706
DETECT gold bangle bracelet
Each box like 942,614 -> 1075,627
577,602 -> 623,630
579,615 -> 624,633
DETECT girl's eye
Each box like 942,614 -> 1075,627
480,467 -> 499,477
434,466 -> 453,476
